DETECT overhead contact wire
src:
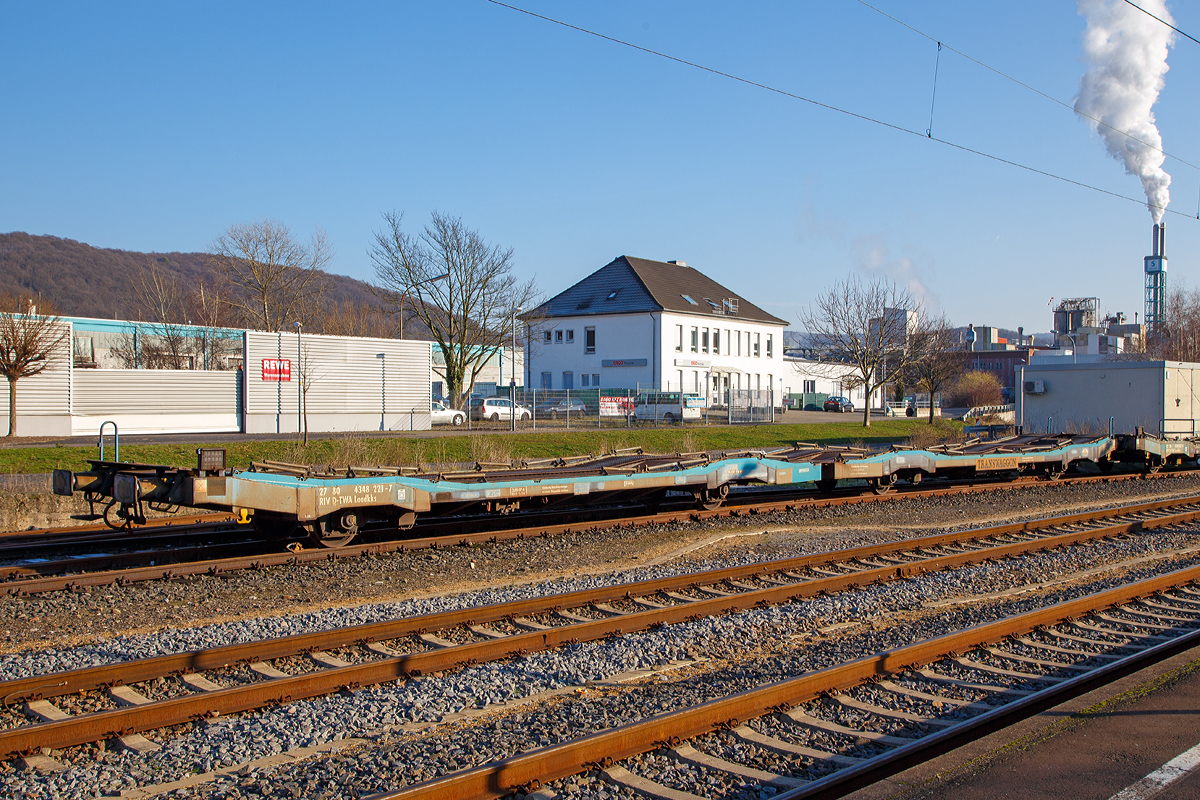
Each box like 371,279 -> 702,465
927,41 -> 942,138
486,0 -> 1192,221
858,0 -> 1199,173
1123,0 -> 1200,46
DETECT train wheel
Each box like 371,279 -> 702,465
697,484 -> 728,510
871,475 -> 896,495
1147,459 -> 1163,475
816,478 -> 837,493
1097,459 -> 1114,473
307,512 -> 358,548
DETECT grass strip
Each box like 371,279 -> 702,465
0,418 -> 962,475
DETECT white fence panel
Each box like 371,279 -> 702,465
0,321 -> 73,436
71,369 -> 241,435
245,331 -> 432,434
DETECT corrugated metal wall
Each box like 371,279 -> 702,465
244,331 -> 432,433
0,321 -> 74,436
70,369 -> 242,435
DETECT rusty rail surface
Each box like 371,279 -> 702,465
369,563 -> 1200,800
2,495 -> 1199,758
4,468 -> 1195,596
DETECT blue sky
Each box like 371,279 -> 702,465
3,1 -> 1197,333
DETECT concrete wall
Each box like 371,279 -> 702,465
1016,360 -> 1200,436
245,331 -> 432,434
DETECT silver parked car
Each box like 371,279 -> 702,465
430,401 -> 465,426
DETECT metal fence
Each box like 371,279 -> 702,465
728,389 -> 774,424
455,387 -> 713,431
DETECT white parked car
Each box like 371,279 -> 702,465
431,401 -> 465,426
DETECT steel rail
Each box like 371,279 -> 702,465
2,494 -> 1195,701
4,469 -> 1195,596
2,497 -> 1199,758
366,563 -> 1200,800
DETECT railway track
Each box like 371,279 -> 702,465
375,562 -> 1200,800
4,494 -> 1200,768
4,467 -> 1196,596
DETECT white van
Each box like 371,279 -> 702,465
633,391 -> 703,423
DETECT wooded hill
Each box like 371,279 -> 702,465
0,231 -> 389,324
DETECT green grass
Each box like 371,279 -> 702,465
1,418 -> 963,475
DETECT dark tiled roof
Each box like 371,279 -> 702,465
529,256 -> 787,325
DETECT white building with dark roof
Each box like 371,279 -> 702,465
523,256 -> 788,404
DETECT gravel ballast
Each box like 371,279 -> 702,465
2,476 -> 1200,799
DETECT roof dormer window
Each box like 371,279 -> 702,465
681,294 -> 698,305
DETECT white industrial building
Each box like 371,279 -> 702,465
0,319 -> 432,436
523,256 -> 787,405
1017,360 -> 1200,437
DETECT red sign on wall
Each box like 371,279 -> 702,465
262,358 -> 291,381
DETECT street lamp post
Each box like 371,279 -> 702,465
510,307 -> 523,431
293,321 -> 303,441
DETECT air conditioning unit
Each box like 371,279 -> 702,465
1024,380 -> 1045,395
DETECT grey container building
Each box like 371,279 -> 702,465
1016,360 -> 1200,437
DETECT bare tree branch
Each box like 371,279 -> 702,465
0,295 -> 68,436
798,276 -> 926,427
369,211 -> 540,407
905,317 -> 967,423
209,219 -> 332,332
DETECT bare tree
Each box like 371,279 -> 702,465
185,280 -> 241,369
905,317 -> 967,423
316,297 -> 399,339
134,260 -> 193,368
369,211 -> 539,407
209,219 -> 332,332
799,276 -> 926,427
0,295 -> 68,436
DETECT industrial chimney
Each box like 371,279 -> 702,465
1145,223 -> 1167,341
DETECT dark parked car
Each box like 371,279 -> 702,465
534,397 -> 588,418
823,396 -> 854,413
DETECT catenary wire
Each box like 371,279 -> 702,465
858,0 -> 1198,172
485,0 -> 1192,221
1124,0 -> 1200,47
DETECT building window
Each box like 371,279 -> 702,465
581,374 -> 590,387
566,329 -> 574,343
541,372 -> 552,389
592,373 -> 600,386
754,333 -> 761,358
724,329 -> 731,356
562,371 -> 573,389
675,324 -> 683,352
766,334 -> 773,359
736,331 -> 741,357
702,329 -> 709,353
586,327 -> 596,354
556,330 -> 563,343
690,327 -> 698,353
73,336 -> 95,366
713,329 -> 720,354
803,379 -> 816,393
544,331 -> 552,344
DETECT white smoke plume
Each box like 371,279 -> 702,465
1075,0 -> 1175,223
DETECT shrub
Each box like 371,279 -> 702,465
948,371 -> 1003,408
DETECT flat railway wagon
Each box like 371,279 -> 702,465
52,432 -> 1171,548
